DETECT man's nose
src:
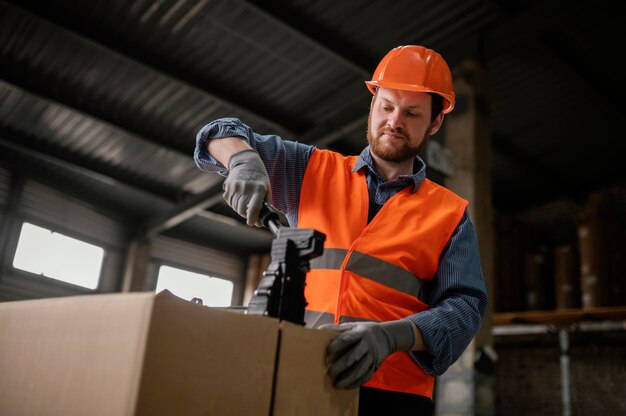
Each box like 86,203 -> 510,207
386,111 -> 403,129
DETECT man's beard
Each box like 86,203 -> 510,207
366,125 -> 428,163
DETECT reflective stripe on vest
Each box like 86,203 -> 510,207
299,149 -> 467,398
304,310 -> 372,328
310,248 -> 425,301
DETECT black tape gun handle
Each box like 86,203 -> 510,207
258,202 -> 282,237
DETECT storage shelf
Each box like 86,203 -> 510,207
493,306 -> 626,328
494,306 -> 626,416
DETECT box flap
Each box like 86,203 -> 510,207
135,290 -> 280,415
273,322 -> 358,415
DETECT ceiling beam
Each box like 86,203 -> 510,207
0,126 -> 185,200
1,0 -> 292,137
0,52 -> 250,237
0,135 -> 168,225
0,79 -> 210,197
140,181 -> 226,239
0,77 -> 194,163
1,4 -> 243,227
235,0 -> 379,148
0,135 -> 265,239
240,0 -> 374,77
0,68 -> 191,157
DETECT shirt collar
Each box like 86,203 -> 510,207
353,146 -> 427,192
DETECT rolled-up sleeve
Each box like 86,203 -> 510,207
193,117 -> 315,225
194,117 -> 255,175
407,211 -> 488,375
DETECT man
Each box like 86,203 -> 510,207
194,45 -> 487,415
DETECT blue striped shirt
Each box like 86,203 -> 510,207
194,117 -> 487,376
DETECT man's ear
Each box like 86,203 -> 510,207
428,112 -> 445,136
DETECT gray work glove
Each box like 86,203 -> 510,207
321,320 -> 415,389
223,149 -> 270,226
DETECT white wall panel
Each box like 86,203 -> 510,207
19,180 -> 126,247
151,235 -> 243,282
1,177 -> 127,301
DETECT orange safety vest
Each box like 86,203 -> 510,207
299,148 -> 468,397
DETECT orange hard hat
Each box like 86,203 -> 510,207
366,45 -> 455,114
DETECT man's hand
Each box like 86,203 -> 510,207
321,320 -> 416,389
223,149 -> 270,226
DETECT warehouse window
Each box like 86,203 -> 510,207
155,265 -> 233,307
12,222 -> 104,290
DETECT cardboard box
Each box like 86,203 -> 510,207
553,244 -> 581,310
0,290 -> 358,415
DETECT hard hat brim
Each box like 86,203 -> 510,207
365,80 -> 455,114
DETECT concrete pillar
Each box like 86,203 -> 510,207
243,253 -> 271,305
121,238 -> 152,292
435,59 -> 495,416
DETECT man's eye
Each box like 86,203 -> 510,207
382,106 -> 393,112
